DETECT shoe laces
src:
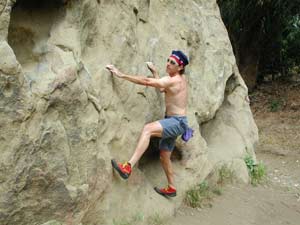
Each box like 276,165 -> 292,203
163,186 -> 176,192
121,162 -> 131,172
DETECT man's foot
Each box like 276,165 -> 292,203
111,159 -> 131,179
154,185 -> 177,197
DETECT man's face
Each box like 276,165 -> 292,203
166,57 -> 183,75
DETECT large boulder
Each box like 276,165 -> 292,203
0,0 -> 258,224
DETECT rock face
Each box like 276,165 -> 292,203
0,0 -> 258,224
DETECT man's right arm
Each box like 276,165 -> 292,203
146,62 -> 165,92
146,62 -> 159,78
106,64 -> 173,89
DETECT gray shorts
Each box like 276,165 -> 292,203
158,116 -> 188,151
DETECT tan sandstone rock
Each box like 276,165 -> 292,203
0,0 -> 258,224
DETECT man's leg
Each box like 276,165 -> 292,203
153,149 -> 177,197
128,121 -> 163,167
159,150 -> 175,188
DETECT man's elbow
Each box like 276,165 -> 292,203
142,78 -> 155,87
147,82 -> 161,88
143,78 -> 164,88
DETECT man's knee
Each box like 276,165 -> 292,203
142,123 -> 153,135
142,122 -> 162,136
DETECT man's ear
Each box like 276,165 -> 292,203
178,65 -> 184,72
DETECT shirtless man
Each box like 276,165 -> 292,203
106,50 -> 189,197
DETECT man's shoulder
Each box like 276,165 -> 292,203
169,74 -> 183,79
160,75 -> 171,79
173,74 -> 186,82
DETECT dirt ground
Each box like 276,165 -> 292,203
166,81 -> 300,225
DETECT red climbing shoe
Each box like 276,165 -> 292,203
111,159 -> 131,179
154,185 -> 177,197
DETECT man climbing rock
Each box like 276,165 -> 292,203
106,50 -> 190,197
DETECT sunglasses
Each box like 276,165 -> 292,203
167,58 -> 178,65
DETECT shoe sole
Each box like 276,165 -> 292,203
154,187 -> 177,197
111,159 -> 129,180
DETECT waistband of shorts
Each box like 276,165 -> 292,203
165,115 -> 187,119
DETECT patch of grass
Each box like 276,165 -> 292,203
185,181 -> 211,208
251,163 -> 266,185
185,165 -> 234,208
147,213 -> 164,225
244,155 -> 266,185
212,186 -> 222,196
218,164 -> 235,185
113,212 -> 144,225
132,212 -> 144,223
184,165 -> 235,208
112,219 -> 131,225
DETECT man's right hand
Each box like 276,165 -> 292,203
105,65 -> 124,78
146,62 -> 164,92
146,62 -> 157,74
146,62 -> 160,79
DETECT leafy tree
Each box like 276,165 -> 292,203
217,0 -> 300,90
281,15 -> 300,71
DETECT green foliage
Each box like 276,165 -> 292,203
112,212 -> 144,225
218,0 -> 300,82
212,187 -> 222,196
132,212 -> 144,223
218,165 -> 235,185
244,155 -> 266,185
185,165 -> 234,208
282,15 -> 300,71
113,212 -> 163,225
269,99 -> 283,112
112,219 -> 131,225
252,163 -> 266,185
288,65 -> 300,76
147,213 -> 164,225
185,181 -> 211,208
244,155 -> 256,173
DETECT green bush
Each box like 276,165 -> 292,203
244,155 -> 266,185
